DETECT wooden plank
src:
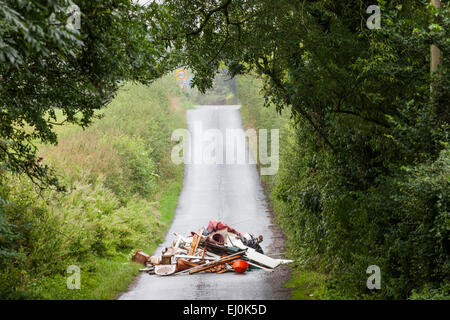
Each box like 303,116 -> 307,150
177,250 -> 245,275
188,234 -> 200,256
173,232 -> 190,243
178,259 -> 200,267
175,259 -> 201,273
174,255 -> 216,260
189,255 -> 241,274
217,269 -> 229,274
201,246 -> 206,259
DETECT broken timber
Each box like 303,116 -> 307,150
177,250 -> 246,275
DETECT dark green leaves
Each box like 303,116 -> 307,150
0,0 -> 175,189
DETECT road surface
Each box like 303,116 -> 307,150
118,105 -> 290,300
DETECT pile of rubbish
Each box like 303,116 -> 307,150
132,220 -> 292,276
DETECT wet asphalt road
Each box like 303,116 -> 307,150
118,105 -> 290,300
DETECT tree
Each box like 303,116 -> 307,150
0,0 -> 172,189
431,0 -> 442,75
159,0 -> 449,298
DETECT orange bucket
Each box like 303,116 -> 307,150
232,260 -> 249,273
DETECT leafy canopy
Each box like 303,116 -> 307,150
0,0 -> 173,188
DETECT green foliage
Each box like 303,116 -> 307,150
106,135 -> 158,201
1,0 -> 449,301
237,75 -> 288,131
0,0 -> 173,188
0,79 -> 187,299
0,154 -> 163,299
283,267 -> 329,300
410,283 -> 450,300
189,69 -> 239,105
238,70 -> 449,299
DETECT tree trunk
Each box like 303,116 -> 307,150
430,0 -> 441,75
430,0 -> 442,93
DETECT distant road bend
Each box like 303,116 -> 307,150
119,105 -> 290,300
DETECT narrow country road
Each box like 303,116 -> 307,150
118,105 -> 290,300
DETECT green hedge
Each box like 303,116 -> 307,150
237,74 -> 449,300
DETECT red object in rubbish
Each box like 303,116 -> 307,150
232,260 -> 249,273
207,220 -> 243,236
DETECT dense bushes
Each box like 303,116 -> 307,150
0,175 -> 164,298
274,127 -> 449,299
237,74 -> 449,299
0,76 -> 188,299
231,0 -> 449,300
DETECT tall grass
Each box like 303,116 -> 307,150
0,75 -> 191,299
